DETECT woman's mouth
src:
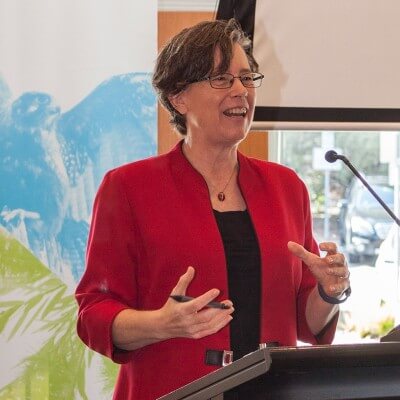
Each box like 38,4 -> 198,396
223,107 -> 247,117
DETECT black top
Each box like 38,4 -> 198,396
213,209 -> 261,361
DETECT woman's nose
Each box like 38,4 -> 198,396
230,77 -> 248,97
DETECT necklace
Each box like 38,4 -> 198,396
216,165 -> 237,202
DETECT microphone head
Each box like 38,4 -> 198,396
325,150 -> 339,163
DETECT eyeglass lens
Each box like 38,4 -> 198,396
209,73 -> 263,88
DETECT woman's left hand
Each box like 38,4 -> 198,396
288,241 -> 350,299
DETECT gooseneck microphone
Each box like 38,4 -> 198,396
325,150 -> 400,227
326,149 -> 400,342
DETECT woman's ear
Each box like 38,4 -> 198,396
168,91 -> 187,115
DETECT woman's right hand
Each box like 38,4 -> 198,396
157,266 -> 234,340
112,267 -> 233,351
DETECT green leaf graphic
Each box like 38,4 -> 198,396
0,230 -> 117,399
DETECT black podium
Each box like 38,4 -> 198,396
157,342 -> 400,400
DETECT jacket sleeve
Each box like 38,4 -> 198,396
75,170 -> 139,364
296,180 -> 339,345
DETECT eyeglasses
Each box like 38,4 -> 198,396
192,72 -> 264,89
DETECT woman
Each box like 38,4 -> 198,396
75,19 -> 350,400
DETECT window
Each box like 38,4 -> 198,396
272,130 -> 400,343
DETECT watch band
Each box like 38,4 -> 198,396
318,283 -> 351,304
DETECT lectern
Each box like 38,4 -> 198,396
157,342 -> 400,400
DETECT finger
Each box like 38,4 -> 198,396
178,305 -> 233,338
324,281 -> 351,297
194,304 -> 235,325
327,266 -> 350,279
221,300 -> 234,309
319,242 -> 338,255
287,241 -> 320,268
191,315 -> 233,339
170,266 -> 195,296
182,289 -> 222,314
325,253 -> 346,266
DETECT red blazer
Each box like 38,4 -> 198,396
75,141 -> 337,400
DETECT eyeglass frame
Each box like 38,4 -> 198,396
188,72 -> 265,89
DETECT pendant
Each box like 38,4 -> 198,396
217,192 -> 226,201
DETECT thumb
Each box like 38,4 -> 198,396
170,266 -> 195,295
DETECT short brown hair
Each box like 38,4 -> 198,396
152,18 -> 258,135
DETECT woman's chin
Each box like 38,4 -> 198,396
221,129 -> 249,145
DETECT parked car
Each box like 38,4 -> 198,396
375,223 -> 400,304
338,176 -> 394,263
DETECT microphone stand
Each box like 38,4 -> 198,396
325,150 -> 400,342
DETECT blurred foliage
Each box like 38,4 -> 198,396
0,229 -> 117,399
279,131 -> 390,206
360,315 -> 395,339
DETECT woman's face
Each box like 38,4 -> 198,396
173,43 -> 256,146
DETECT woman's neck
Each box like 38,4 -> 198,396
182,137 -> 246,210
182,136 -> 239,179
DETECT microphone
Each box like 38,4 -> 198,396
325,150 -> 400,227
325,150 -> 346,163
